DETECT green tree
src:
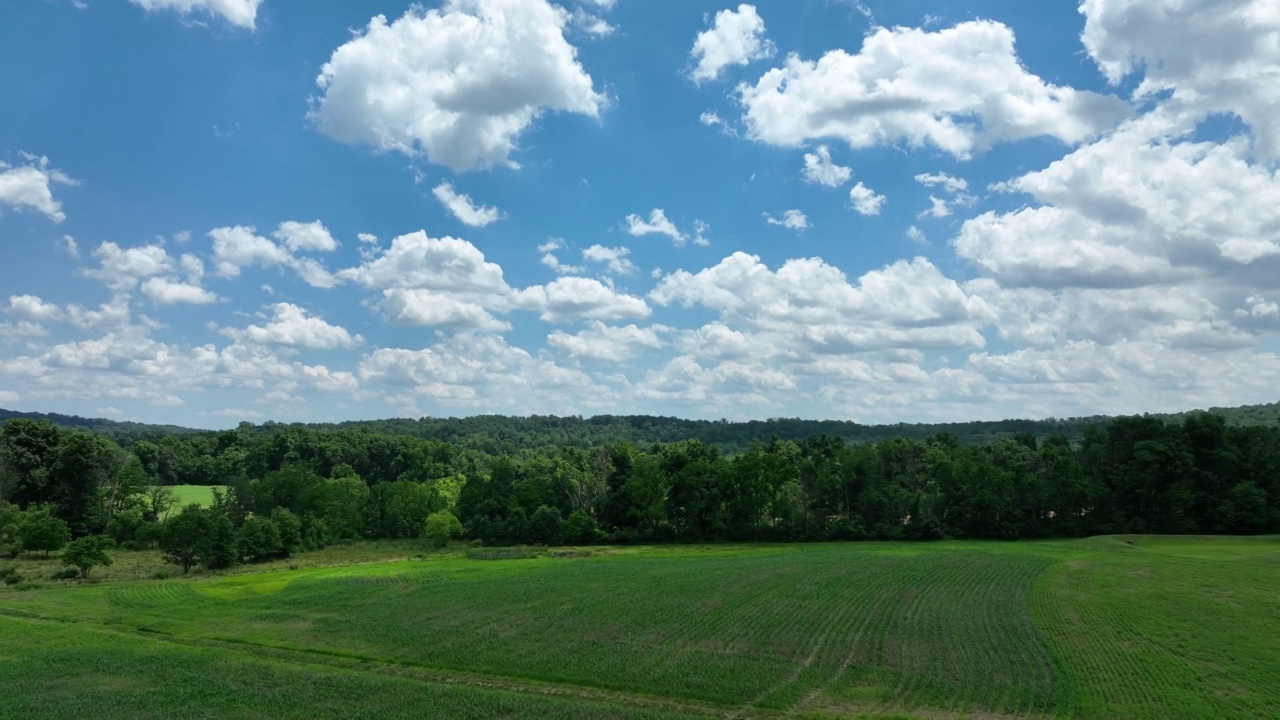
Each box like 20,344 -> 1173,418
270,507 -> 302,556
527,505 -> 564,546
61,535 -> 113,579
0,503 -> 23,558
19,506 -> 71,557
206,512 -> 238,569
237,515 -> 282,563
425,509 -> 462,548
145,485 -> 177,521
563,508 -> 599,545
160,504 -> 211,573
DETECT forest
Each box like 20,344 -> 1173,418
2,407 -> 1279,573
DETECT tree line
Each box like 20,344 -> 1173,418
2,411 -> 1278,574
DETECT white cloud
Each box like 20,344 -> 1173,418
141,278 -> 218,305
849,182 -> 886,216
699,111 -> 737,136
547,321 -> 664,361
235,303 -> 363,349
0,154 -> 76,223
690,4 -> 776,83
570,7 -> 614,37
802,145 -> 852,187
765,209 -> 809,230
625,208 -> 687,246
7,295 -> 61,322
915,172 -> 969,194
341,231 -> 531,331
432,182 -> 502,227
582,244 -> 635,275
920,195 -> 952,219
209,225 -> 337,288
738,21 -> 1130,158
87,242 -> 172,291
528,276 -> 650,323
274,220 -> 339,253
378,288 -> 512,332
906,225 -> 926,244
210,226 -> 292,277
954,116 -> 1280,291
128,0 -> 263,29
1081,0 -> 1280,158
652,252 -> 991,356
358,333 -> 604,412
311,0 -> 603,172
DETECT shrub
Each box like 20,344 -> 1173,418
50,568 -> 81,581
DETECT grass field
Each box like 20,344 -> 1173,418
2,537 -> 1278,719
159,484 -> 219,510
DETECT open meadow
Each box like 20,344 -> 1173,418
2,537 -> 1279,719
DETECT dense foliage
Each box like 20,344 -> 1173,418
2,408 -> 1279,563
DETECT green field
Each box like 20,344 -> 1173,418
2,537 -> 1279,719
159,485 -> 219,510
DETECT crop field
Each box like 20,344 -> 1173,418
2,537 -> 1279,719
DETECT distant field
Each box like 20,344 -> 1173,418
156,484 -> 218,510
2,537 -> 1278,719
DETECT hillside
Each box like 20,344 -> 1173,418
2,401 -> 1278,452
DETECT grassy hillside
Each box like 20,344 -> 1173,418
2,537 -> 1278,719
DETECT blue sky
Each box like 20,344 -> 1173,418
1,0 -> 1278,428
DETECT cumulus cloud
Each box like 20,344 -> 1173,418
1081,0 -> 1280,158
528,276 -> 651,323
311,0 -> 603,171
87,242 -> 172,291
652,252 -> 991,356
547,321 -> 664,361
802,145 -> 852,187
689,4 -> 775,83
141,278 -> 218,305
209,225 -> 337,288
379,288 -> 513,332
954,117 -> 1280,291
432,182 -> 502,227
0,154 -> 76,223
232,303 -> 363,350
765,209 -> 809,230
625,208 -> 689,246
849,182 -> 886,216
582,244 -> 636,275
7,295 -> 62,322
128,0 -> 263,29
738,21 -> 1130,158
273,220 -> 338,253
358,333 -> 604,413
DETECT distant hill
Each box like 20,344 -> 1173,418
3,400 -> 1277,452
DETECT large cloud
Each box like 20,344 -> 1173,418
311,0 -> 603,171
1081,0 -> 1280,158
738,20 -> 1130,158
954,117 -> 1280,291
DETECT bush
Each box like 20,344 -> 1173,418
4,573 -> 26,586
15,582 -> 42,591
151,570 -> 170,580
49,568 -> 81,581
425,510 -> 463,549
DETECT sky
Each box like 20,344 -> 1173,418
1,0 -> 1278,428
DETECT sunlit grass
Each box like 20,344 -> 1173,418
3,537 -> 1278,719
